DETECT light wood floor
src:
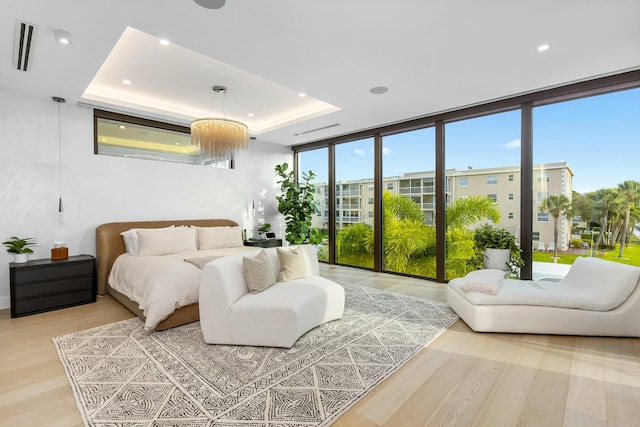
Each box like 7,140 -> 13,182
1,264 -> 638,426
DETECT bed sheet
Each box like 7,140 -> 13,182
108,246 -> 258,330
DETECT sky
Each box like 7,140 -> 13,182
298,87 -> 640,194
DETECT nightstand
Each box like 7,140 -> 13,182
9,255 -> 96,318
243,239 -> 283,248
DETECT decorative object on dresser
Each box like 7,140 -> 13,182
2,236 -> 36,263
51,241 -> 69,260
10,255 -> 96,317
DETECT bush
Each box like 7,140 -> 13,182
570,239 -> 583,248
598,243 -> 616,251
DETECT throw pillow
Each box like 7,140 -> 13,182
277,247 -> 309,281
243,250 -> 276,293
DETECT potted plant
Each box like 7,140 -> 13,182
258,223 -> 272,239
473,225 -> 523,276
275,162 -> 323,245
3,236 -> 37,263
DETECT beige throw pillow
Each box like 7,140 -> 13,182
243,250 -> 276,293
277,247 -> 309,281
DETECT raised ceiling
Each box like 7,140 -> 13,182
2,0 -> 639,147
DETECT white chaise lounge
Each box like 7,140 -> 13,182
199,245 -> 345,348
447,257 -> 640,337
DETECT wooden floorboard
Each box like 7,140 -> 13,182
1,264 -> 639,426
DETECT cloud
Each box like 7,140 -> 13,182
504,139 -> 521,149
383,147 -> 392,155
354,149 -> 365,156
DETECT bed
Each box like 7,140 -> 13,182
96,219 -> 256,331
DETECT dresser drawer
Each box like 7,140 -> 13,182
12,261 -> 94,284
13,276 -> 93,299
12,289 -> 95,317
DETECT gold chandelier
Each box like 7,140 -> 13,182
191,85 -> 248,162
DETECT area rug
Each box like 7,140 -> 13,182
54,283 -> 458,427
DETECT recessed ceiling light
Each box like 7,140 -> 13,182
122,79 -> 131,85
537,43 -> 550,52
119,125 -> 126,129
248,113 -> 254,117
159,38 -> 170,46
54,30 -> 73,45
174,142 -> 180,146
193,0 -> 225,9
298,92 -> 307,97
369,86 -> 389,95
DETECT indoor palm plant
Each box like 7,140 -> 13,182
472,225 -> 523,276
3,236 -> 36,263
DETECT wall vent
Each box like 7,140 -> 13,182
294,123 -> 340,136
13,20 -> 38,72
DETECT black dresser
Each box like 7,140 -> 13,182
9,255 -> 96,318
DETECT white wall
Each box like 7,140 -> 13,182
0,92 -> 292,309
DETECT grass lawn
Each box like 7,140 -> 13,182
532,239 -> 640,266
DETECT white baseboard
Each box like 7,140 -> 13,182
0,296 -> 9,310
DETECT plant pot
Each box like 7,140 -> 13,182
13,253 -> 29,263
483,248 -> 510,271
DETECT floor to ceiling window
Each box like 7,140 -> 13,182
297,148 -> 329,260
292,73 -> 640,282
445,110 -> 522,280
533,87 -> 640,273
382,128 -> 436,277
335,138 -> 375,268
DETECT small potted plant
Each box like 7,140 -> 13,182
258,223 -> 272,240
473,225 -> 523,276
3,236 -> 37,263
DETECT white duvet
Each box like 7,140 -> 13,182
108,247 -> 257,330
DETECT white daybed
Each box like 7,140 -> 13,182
447,257 -> 640,337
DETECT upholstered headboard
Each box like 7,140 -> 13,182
95,219 -> 239,295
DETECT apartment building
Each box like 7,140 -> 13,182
314,161 -> 573,250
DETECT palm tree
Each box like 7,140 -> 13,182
335,222 -> 374,267
445,195 -> 501,229
571,190 -> 594,230
538,194 -> 572,261
616,180 -> 640,258
592,188 -> 618,249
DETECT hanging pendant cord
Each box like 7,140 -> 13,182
57,100 -> 63,203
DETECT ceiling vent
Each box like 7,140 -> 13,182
294,123 -> 340,136
13,20 -> 38,72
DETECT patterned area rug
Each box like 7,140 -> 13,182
54,283 -> 458,426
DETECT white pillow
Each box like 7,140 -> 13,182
137,227 -> 197,256
197,226 -> 243,249
120,225 -> 175,256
